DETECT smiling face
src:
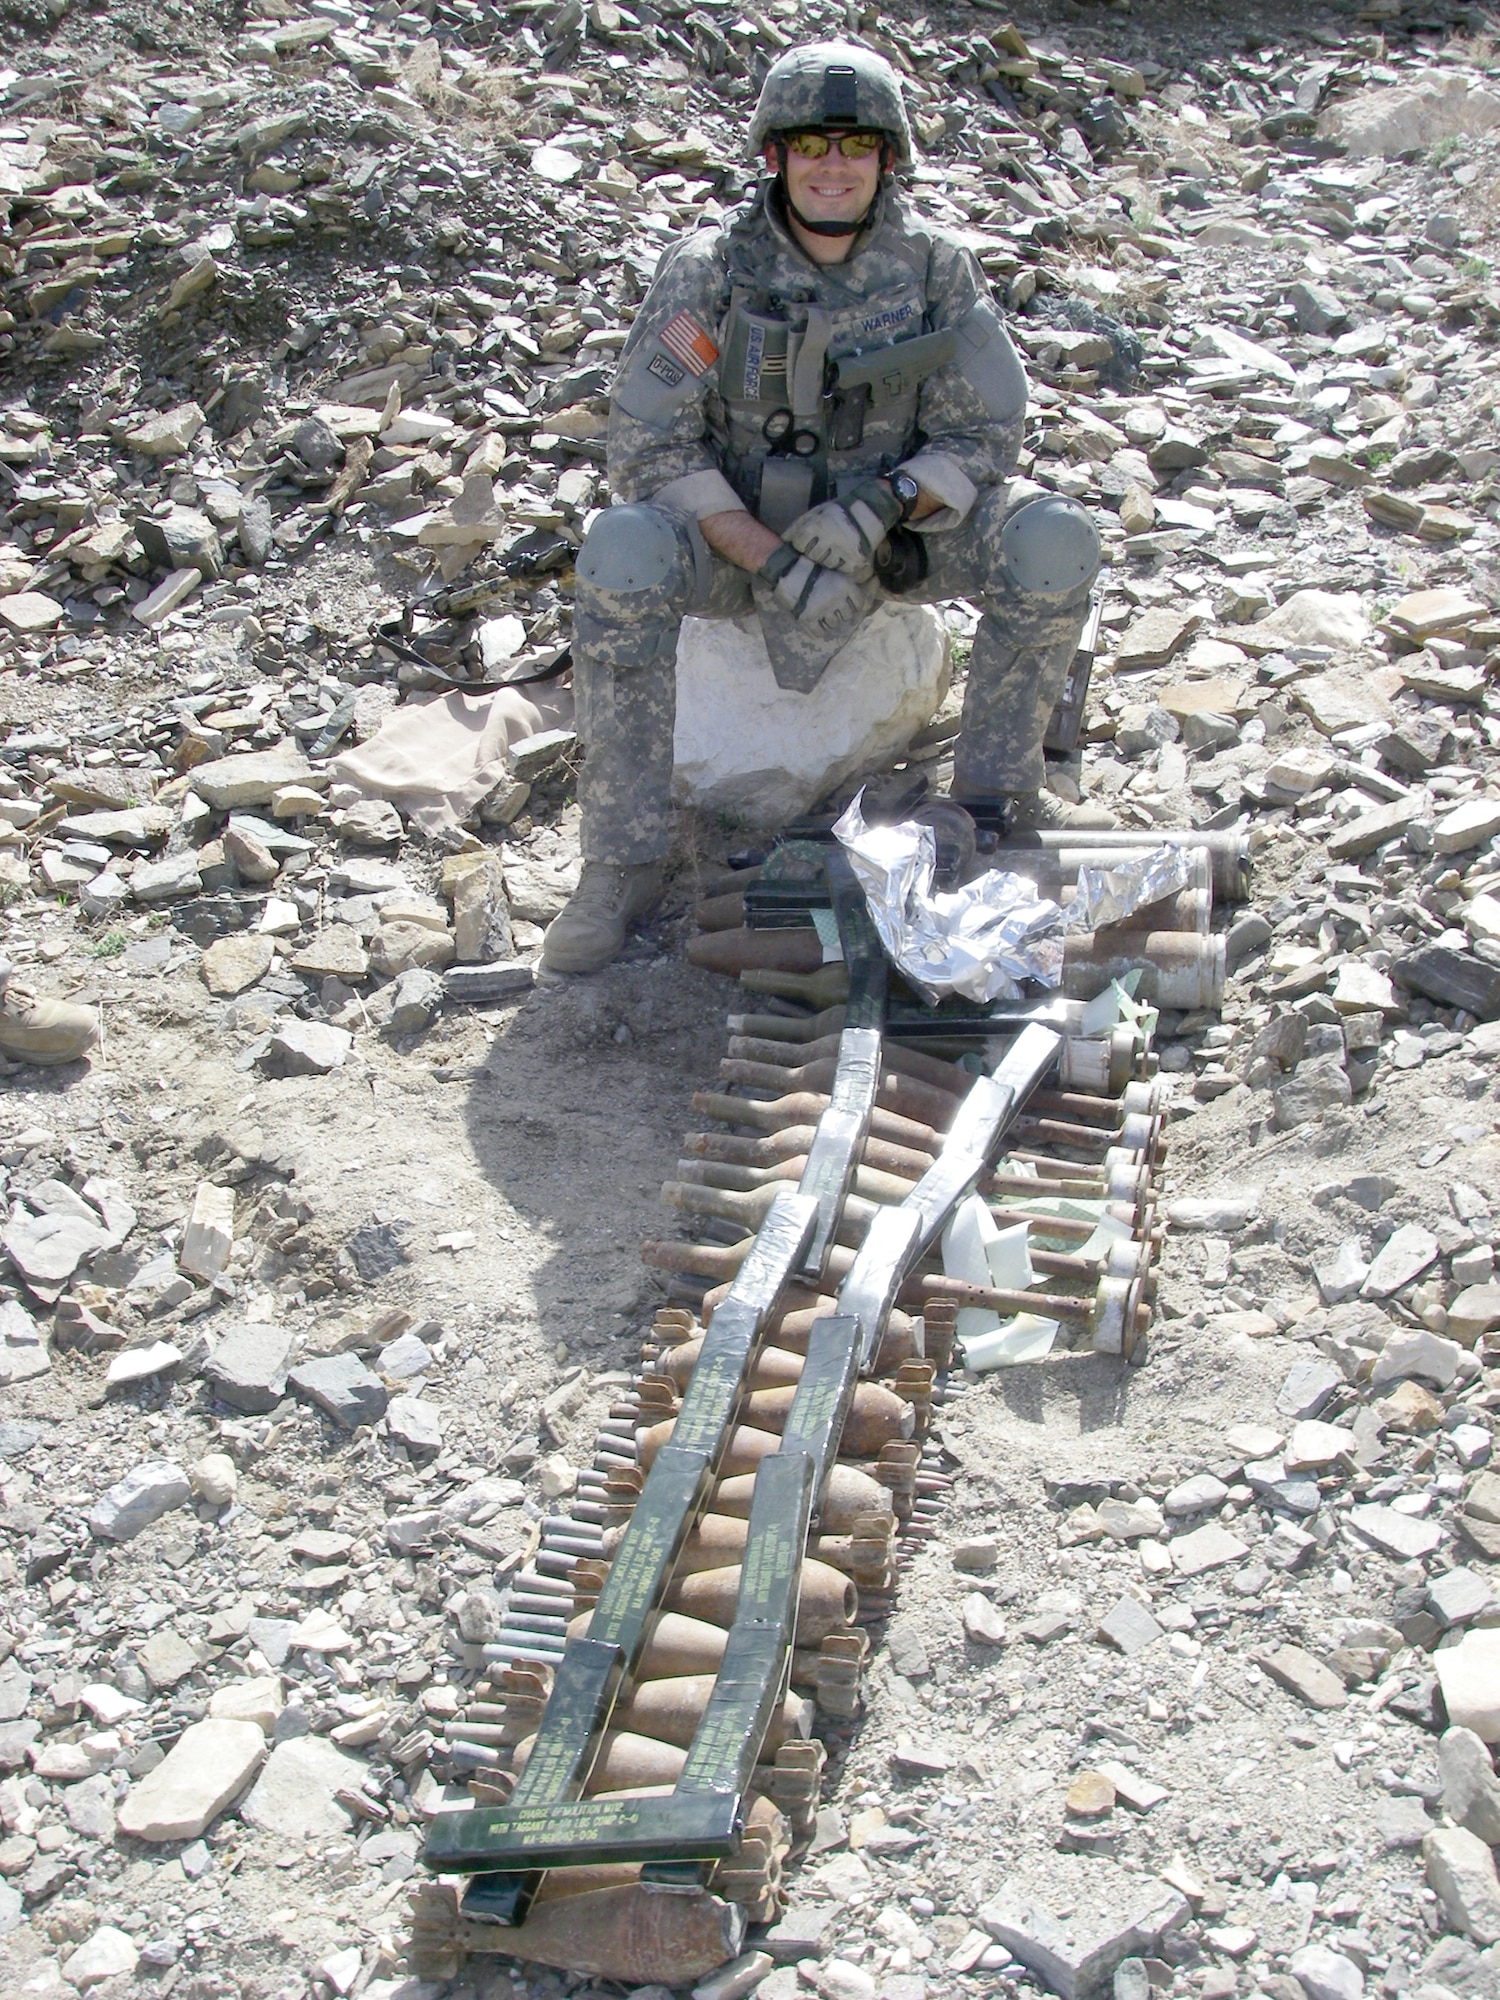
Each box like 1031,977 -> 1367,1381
764,133 -> 884,260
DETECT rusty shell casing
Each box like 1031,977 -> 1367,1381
637,1377 -> 912,1462
414,1874 -> 746,1986
688,928 -> 824,977
610,1674 -> 809,1754
712,1462 -> 893,1532
568,1608 -> 727,1677
743,1381 -> 914,1456
1060,930 -> 1225,1010
637,1417 -> 783,1477
666,1559 -> 857,1645
987,828 -> 1248,903
513,1727 -> 687,1794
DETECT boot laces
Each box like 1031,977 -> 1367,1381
573,863 -> 637,913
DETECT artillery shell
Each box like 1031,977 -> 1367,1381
568,1608 -> 727,1678
610,1674 -> 809,1754
637,1417 -> 782,1476
656,1336 -> 803,1392
713,1462 -> 892,1533
638,1376 -> 911,1460
514,1727 -> 687,1794
450,1874 -> 747,1985
688,928 -> 824,976
742,1381 -> 914,1456
659,1313 -> 912,1387
666,1559 -> 856,1645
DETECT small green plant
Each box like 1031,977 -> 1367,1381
1428,135 -> 1463,167
1463,255 -> 1491,280
1365,445 -> 1395,470
89,931 -> 126,958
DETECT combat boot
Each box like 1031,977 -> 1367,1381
0,970 -> 100,1066
542,862 -> 664,975
1005,789 -> 1118,834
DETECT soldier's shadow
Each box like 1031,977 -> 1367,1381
460,943 -> 737,1430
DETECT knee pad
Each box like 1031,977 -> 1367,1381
576,503 -> 696,622
999,494 -> 1100,606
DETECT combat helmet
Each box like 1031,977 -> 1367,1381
748,41 -> 915,167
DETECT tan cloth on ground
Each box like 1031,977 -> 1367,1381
332,685 -> 574,834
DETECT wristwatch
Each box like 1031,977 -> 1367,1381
887,468 -> 921,522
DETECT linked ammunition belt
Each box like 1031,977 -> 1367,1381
408,842 -> 1203,1988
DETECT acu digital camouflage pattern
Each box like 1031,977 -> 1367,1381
575,173 -> 1100,864
577,477 -> 1095,864
606,177 -> 1026,522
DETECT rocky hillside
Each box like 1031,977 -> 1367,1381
1,3 -> 1499,2000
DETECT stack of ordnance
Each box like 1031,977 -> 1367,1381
687,826 -> 1248,1012
408,828 -> 1250,1990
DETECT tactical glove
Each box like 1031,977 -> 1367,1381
753,544 -> 875,693
782,478 -> 904,580
755,543 -> 875,642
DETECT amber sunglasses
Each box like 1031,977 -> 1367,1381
781,129 -> 885,158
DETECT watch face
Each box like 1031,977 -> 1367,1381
892,472 -> 918,516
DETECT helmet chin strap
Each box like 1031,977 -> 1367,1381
785,195 -> 865,237
773,138 -> 887,237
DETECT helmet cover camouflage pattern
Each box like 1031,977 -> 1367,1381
748,40 -> 915,166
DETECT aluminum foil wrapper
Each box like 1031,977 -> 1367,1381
834,796 -> 1068,1004
1069,843 -> 1195,931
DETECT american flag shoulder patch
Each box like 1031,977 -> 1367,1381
657,311 -> 718,377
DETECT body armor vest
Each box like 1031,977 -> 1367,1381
707,188 -> 958,533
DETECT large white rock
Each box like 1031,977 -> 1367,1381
1437,1628 -> 1500,1742
1424,1825 -> 1500,1944
241,1733 -> 364,1840
62,1925 -> 139,1988
673,602 -> 949,825
87,1460 -> 191,1542
208,1675 -> 284,1735
117,1717 -> 266,1840
1243,590 -> 1371,655
1291,1944 -> 1364,2000
1322,74 -> 1500,159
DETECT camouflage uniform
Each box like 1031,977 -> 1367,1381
574,152 -> 1099,866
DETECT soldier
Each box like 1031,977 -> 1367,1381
544,39 -> 1111,975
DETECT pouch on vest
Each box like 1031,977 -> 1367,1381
829,325 -> 958,450
719,301 -> 790,405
